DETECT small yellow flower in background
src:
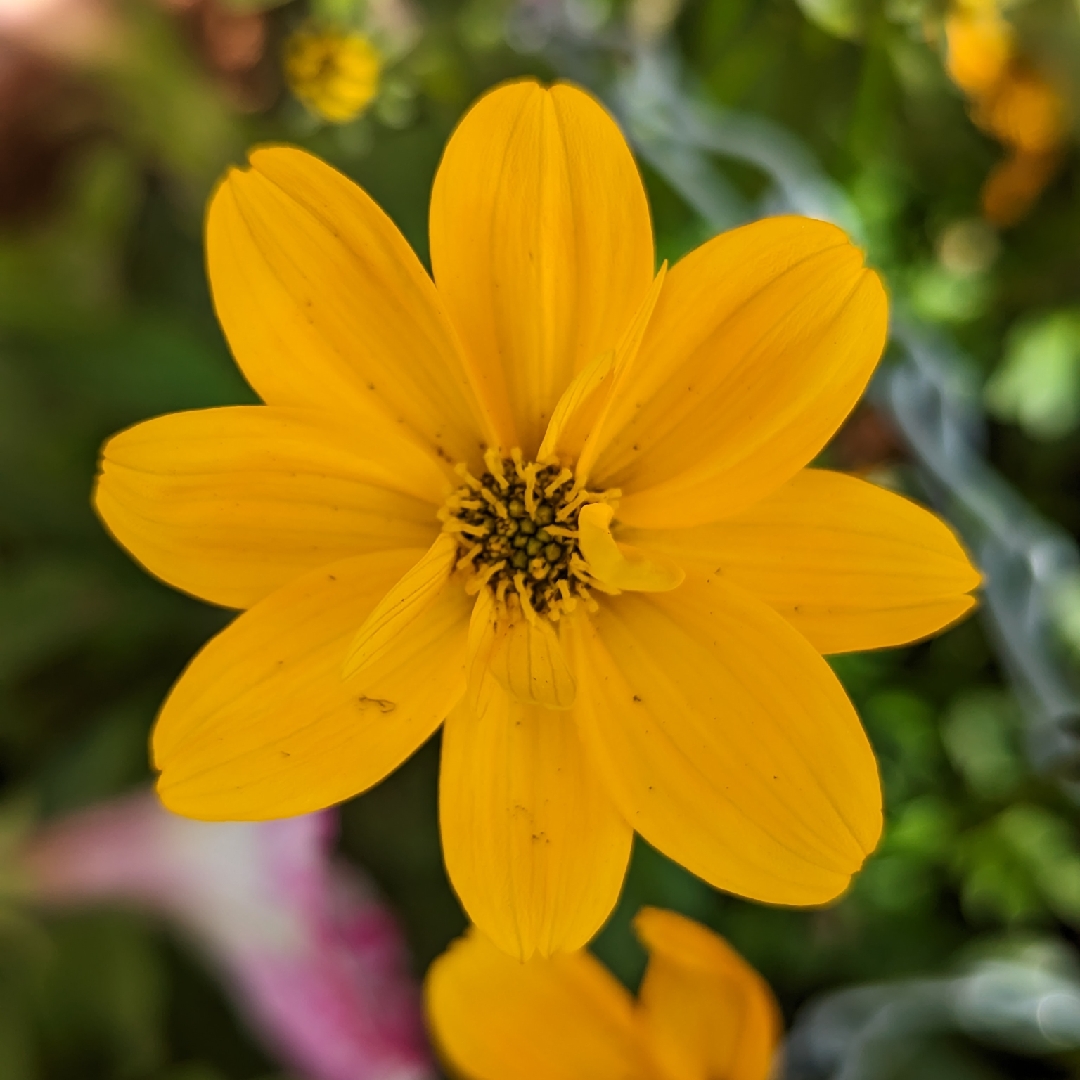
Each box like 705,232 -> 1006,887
944,0 -> 1067,226
284,25 -> 381,123
426,907 -> 782,1080
94,79 -> 980,960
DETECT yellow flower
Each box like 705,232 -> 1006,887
980,148 -> 1059,227
944,0 -> 1066,226
284,25 -> 381,124
94,80 -> 980,959
945,1 -> 1012,97
426,908 -> 782,1080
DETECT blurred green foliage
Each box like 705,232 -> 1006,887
2,0 -> 1080,1074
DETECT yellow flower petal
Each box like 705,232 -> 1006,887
440,679 -> 632,959
465,587 -> 498,707
343,533 -> 457,676
487,616 -> 577,709
589,216 -> 888,527
206,146 -> 498,463
578,503 -> 685,593
94,406 -> 446,610
430,79 -> 655,455
633,908 -> 782,1080
425,929 -> 645,1080
624,469 -> 981,653
155,549 -> 470,819
563,577 -> 882,905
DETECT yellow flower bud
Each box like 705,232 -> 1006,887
284,26 -> 381,124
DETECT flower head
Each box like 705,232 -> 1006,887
94,79 -> 979,959
284,25 -> 381,123
425,907 -> 782,1080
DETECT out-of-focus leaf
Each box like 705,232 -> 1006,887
0,979 -> 35,1080
36,912 -> 166,1076
889,796 -> 958,862
35,707 -> 152,815
0,560 -> 115,682
1052,570 -> 1080,661
863,689 -> 945,804
942,689 -> 1025,800
857,852 -> 940,914
985,309 -> 1080,440
793,0 -> 866,41
908,263 -> 992,324
956,806 -> 1080,927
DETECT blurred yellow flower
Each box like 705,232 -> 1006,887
944,0 -> 1067,226
426,907 -> 782,1080
94,80 -> 979,959
284,25 -> 380,123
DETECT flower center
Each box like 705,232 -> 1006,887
439,449 -> 617,622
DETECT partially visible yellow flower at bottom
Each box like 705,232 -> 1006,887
284,26 -> 381,124
426,908 -> 781,1080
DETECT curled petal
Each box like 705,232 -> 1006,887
536,348 -> 618,466
538,265 -> 667,474
578,503 -> 685,593
487,616 -> 577,710
344,533 -> 458,677
465,588 -> 498,704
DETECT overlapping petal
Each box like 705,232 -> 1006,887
588,216 -> 888,526
486,618 -> 577,709
207,146 -> 497,463
578,503 -> 685,593
95,406 -> 446,610
439,680 -> 632,959
155,549 -> 471,820
430,80 -> 655,454
563,577 -> 882,905
538,266 -> 667,473
633,908 -> 781,1080
343,533 -> 458,676
426,929 -> 643,1080
625,469 -> 980,653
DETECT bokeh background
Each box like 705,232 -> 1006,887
2,0 -> 1080,1074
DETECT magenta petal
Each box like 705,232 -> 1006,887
22,789 -> 434,1080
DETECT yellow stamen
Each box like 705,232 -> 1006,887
483,448 -> 509,489
544,468 -> 574,499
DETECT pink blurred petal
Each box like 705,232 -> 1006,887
22,790 -> 434,1080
